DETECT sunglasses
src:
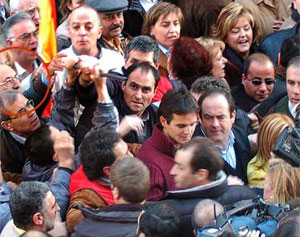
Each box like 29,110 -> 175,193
250,79 -> 276,86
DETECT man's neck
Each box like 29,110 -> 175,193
16,60 -> 35,73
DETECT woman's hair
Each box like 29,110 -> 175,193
0,44 -> 14,69
169,36 -> 212,90
267,159 -> 300,204
142,2 -> 183,36
196,37 -> 225,57
212,2 -> 259,43
256,113 -> 295,166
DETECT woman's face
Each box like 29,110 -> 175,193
263,175 -> 274,202
150,12 -> 181,49
226,16 -> 253,58
211,48 -> 227,79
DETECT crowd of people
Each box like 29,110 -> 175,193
0,0 -> 300,236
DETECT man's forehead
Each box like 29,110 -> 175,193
128,69 -> 156,86
19,0 -> 38,10
11,19 -> 36,32
71,9 -> 99,24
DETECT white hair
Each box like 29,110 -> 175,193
9,0 -> 21,13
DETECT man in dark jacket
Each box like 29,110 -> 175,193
162,137 -> 256,237
72,157 -> 149,237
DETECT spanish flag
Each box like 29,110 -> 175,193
38,0 -> 57,63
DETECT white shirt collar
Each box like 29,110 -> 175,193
288,100 -> 299,118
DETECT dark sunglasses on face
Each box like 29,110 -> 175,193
250,78 -> 276,86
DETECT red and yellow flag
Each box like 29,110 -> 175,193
38,0 -> 57,63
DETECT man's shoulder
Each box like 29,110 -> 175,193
274,95 -> 289,111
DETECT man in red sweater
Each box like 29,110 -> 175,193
137,88 -> 199,201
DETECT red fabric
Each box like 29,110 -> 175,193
69,165 -> 115,205
152,76 -> 173,102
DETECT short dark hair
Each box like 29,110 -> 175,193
10,181 -> 50,230
242,53 -> 274,76
180,137 -> 224,180
24,125 -> 55,166
190,76 -> 231,96
2,12 -> 31,43
198,88 -> 235,118
110,157 -> 150,203
158,88 -> 198,124
79,130 -> 121,180
125,36 -> 160,66
126,62 -> 160,89
0,89 -> 20,122
139,202 -> 181,237
280,34 -> 300,68
287,55 -> 300,71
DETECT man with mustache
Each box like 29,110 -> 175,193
85,0 -> 131,56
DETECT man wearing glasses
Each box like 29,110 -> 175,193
232,53 -> 275,113
0,64 -> 21,92
2,13 -> 51,116
0,90 -> 41,175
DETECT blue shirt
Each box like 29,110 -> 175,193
217,131 -> 236,169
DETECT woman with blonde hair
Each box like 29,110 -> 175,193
247,113 -> 295,188
212,2 -> 259,87
142,2 -> 183,77
264,159 -> 300,204
196,37 -> 228,82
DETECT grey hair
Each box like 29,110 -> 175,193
2,12 -> 32,44
287,56 -> 300,71
0,89 -> 20,122
9,0 -> 21,13
192,199 -> 224,229
9,181 -> 50,230
125,35 -> 160,66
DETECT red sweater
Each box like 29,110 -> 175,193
137,124 -> 176,201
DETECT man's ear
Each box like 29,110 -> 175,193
1,121 -> 13,132
196,169 -> 209,182
231,110 -> 236,124
159,116 -> 168,128
112,186 -> 121,201
52,154 -> 59,162
278,52 -> 281,67
32,212 -> 44,226
242,73 -> 247,85
6,38 -> 13,47
103,166 -> 111,178
98,26 -> 103,39
121,81 -> 126,92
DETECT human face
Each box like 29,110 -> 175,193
200,94 -> 235,149
0,65 -> 21,91
98,12 -> 124,40
125,50 -> 156,69
19,0 -> 40,30
286,66 -> 300,105
150,12 -> 181,49
69,8 -> 102,56
161,113 -> 198,146
7,19 -> 38,62
170,148 -> 200,189
1,94 -> 41,137
67,0 -> 85,11
226,16 -> 253,58
263,175 -> 274,202
122,68 -> 156,116
43,191 -> 60,232
211,49 -> 227,79
243,61 -> 275,102
113,139 -> 133,159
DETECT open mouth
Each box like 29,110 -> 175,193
31,116 -> 39,126
238,39 -> 249,46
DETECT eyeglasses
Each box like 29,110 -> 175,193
0,74 -> 19,86
250,78 -> 276,86
9,30 -> 39,42
5,99 -> 35,120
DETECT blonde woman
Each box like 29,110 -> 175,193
212,2 -> 259,87
264,159 -> 300,204
196,37 -> 228,82
247,113 -> 295,188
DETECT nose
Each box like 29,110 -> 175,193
134,89 -> 142,100
240,28 -> 246,37
32,8 -> 40,22
222,56 -> 228,64
212,118 -> 220,128
78,25 -> 87,35
12,78 -> 20,89
55,203 -> 61,212
112,14 -> 120,25
169,23 -> 176,33
259,82 -> 267,92
170,165 -> 176,176
293,85 -> 300,95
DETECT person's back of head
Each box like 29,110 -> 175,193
79,130 -> 121,181
280,34 -> 300,68
192,199 -> 224,230
137,202 -> 181,237
274,212 -> 300,237
9,181 -> 50,231
24,125 -> 56,166
110,157 -> 150,204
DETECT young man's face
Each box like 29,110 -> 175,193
122,68 -> 156,116
125,50 -> 156,69
161,112 -> 198,146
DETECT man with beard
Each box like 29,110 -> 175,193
85,0 -> 130,56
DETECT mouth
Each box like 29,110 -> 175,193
31,116 -> 39,126
238,39 -> 249,46
291,98 -> 300,104
30,47 -> 38,53
167,35 -> 178,40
